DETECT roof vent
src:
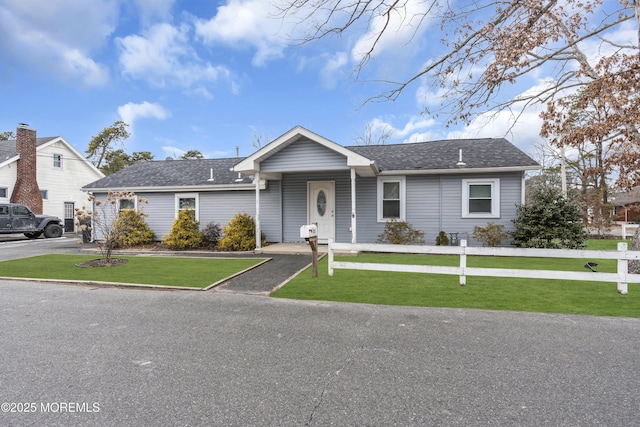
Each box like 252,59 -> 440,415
207,168 -> 215,182
234,172 -> 243,182
456,149 -> 466,167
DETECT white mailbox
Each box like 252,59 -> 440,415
300,224 -> 318,239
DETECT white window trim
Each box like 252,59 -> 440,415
175,193 -> 199,220
0,187 -> 8,199
462,178 -> 500,218
40,189 -> 49,200
117,196 -> 138,211
377,176 -> 406,222
53,153 -> 63,169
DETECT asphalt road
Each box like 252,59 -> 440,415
0,238 -> 639,426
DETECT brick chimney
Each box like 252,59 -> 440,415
10,124 -> 43,214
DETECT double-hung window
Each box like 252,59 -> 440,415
175,193 -> 199,220
377,176 -> 406,222
53,153 -> 63,169
462,179 -> 500,218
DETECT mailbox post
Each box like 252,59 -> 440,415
300,224 -> 319,277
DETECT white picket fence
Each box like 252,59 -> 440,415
328,240 -> 640,294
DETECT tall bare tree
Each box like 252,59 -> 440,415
353,122 -> 394,145
278,0 -> 640,269
279,1 -> 639,180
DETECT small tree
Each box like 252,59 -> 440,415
163,209 -> 203,250
511,186 -> 588,249
473,222 -> 508,247
75,191 -> 149,263
376,219 -> 425,245
218,213 -> 266,251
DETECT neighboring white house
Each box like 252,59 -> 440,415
0,125 -> 104,232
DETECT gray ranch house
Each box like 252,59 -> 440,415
82,126 -> 539,247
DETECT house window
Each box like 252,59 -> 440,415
53,153 -> 63,168
377,176 -> 406,221
175,193 -> 199,219
462,179 -> 500,218
40,190 -> 48,200
118,198 -> 136,211
0,187 -> 7,198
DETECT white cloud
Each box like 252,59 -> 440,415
319,52 -> 348,89
194,0 -> 289,67
361,115 -> 438,144
117,101 -> 171,130
132,0 -> 175,25
0,0 -> 115,85
350,0 -> 438,64
117,23 -> 233,92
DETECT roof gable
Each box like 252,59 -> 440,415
233,126 -> 377,177
0,136 -> 103,177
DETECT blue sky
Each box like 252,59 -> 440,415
0,1 -> 630,162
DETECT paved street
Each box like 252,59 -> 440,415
0,238 -> 639,426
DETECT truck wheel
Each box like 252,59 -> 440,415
24,231 -> 43,239
44,224 -> 63,238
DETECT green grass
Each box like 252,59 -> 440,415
271,239 -> 640,318
0,255 -> 265,288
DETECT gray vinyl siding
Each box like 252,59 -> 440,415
439,172 -> 522,245
354,172 -> 524,245
353,177 -> 379,243
281,171 -> 352,243
92,185 -> 282,242
406,176 -> 442,244
136,192 -> 174,239
261,138 -> 349,173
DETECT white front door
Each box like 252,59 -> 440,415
308,181 -> 335,243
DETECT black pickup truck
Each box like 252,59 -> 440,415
0,203 -> 64,238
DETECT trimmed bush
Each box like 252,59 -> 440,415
218,213 -> 266,251
376,219 -> 425,245
435,231 -> 449,246
163,209 -> 203,250
112,209 -> 155,247
473,222 -> 508,247
202,221 -> 222,247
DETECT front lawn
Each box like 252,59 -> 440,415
0,255 -> 266,289
271,239 -> 640,318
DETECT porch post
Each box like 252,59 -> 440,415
255,171 -> 261,250
350,168 -> 357,244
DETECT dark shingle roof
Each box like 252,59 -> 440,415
83,157 -> 249,189
83,137 -> 539,189
347,138 -> 538,171
0,137 -> 59,162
